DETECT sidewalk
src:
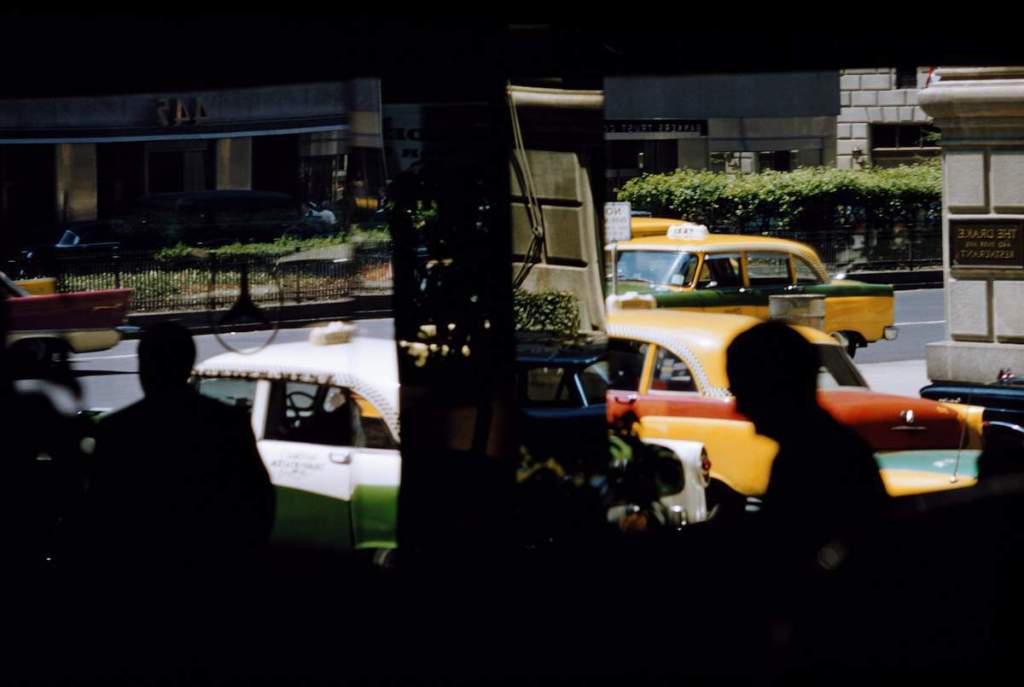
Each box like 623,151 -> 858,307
857,358 -> 930,397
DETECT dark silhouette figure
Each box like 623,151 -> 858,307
81,322 -> 274,568
727,321 -> 888,544
727,320 -> 891,677
0,302 -> 86,575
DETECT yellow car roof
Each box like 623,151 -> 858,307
612,217 -> 829,280
630,217 -> 685,238
606,309 -> 838,389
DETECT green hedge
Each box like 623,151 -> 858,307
152,225 -> 390,260
513,289 -> 580,336
616,159 -> 941,234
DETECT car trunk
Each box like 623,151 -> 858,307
820,390 -> 966,451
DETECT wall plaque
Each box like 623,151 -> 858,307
950,219 -> 1024,269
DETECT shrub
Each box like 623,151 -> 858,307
154,233 -> 351,260
616,159 -> 941,234
513,289 -> 580,336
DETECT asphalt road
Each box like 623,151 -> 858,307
855,288 -> 945,364
69,318 -> 395,412
64,288 -> 944,411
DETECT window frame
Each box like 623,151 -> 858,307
791,254 -> 824,285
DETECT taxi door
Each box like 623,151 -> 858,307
692,252 -> 747,315
742,251 -> 798,319
628,343 -> 778,497
257,380 -> 357,551
348,392 -> 401,550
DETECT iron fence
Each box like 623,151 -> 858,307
16,242 -> 393,313
753,227 -> 942,273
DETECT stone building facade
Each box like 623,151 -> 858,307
837,67 -> 938,169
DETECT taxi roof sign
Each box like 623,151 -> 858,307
309,321 -> 356,345
667,222 -> 709,240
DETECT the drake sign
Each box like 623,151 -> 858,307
950,220 -> 1024,269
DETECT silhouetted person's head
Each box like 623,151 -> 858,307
138,322 -> 196,397
727,320 -> 819,441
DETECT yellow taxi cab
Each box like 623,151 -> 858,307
604,308 -> 984,514
608,217 -> 898,356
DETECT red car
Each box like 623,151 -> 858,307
605,309 -> 985,510
2,271 -> 134,363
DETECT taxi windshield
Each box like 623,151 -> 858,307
615,250 -> 697,287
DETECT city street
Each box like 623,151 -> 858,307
70,317 -> 395,412
68,289 -> 944,411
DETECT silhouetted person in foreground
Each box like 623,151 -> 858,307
81,322 -> 274,570
728,321 -> 890,676
0,302 -> 86,576
728,320 -> 888,542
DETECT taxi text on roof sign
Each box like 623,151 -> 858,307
666,222 -> 709,240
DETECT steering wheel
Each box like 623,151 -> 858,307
285,390 -> 317,418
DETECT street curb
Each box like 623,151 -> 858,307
847,269 -> 943,290
124,294 -> 392,337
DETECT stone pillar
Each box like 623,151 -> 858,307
920,67 -> 1024,383
55,143 -> 97,222
216,137 -> 252,190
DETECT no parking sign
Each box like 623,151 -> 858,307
604,202 -> 632,243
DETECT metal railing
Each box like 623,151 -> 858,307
753,227 -> 942,274
14,242 -> 393,313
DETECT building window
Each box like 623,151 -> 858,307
757,150 -> 798,172
871,124 -> 938,149
895,66 -> 919,90
870,123 -> 940,167
710,152 -> 745,174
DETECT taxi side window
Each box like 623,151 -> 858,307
794,257 -> 823,285
696,253 -> 742,289
649,346 -> 697,393
267,382 -> 360,447
195,377 -> 257,413
351,391 -> 399,450
609,339 -> 649,391
746,252 -> 792,286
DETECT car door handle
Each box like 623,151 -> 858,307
329,451 -> 352,465
737,287 -> 751,294
784,284 -> 803,292
613,393 -> 638,405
